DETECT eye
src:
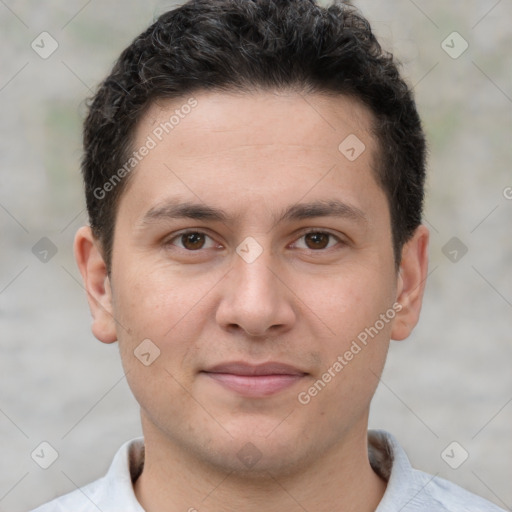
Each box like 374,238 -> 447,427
167,231 -> 219,251
293,231 -> 341,250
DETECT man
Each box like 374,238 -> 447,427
32,0 -> 505,510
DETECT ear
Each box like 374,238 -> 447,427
74,226 -> 117,344
391,224 -> 429,341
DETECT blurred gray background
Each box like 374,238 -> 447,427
1,1 -> 511,510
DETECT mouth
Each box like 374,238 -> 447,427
201,361 -> 308,397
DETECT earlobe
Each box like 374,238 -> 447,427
391,225 -> 429,341
74,226 -> 118,344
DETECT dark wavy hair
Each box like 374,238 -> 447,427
82,0 -> 426,271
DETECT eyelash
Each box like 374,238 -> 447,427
165,229 -> 344,252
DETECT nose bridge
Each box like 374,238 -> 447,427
216,243 -> 295,335
233,244 -> 280,308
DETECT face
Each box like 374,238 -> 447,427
76,90 -> 428,476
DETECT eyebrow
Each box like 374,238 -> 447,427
138,198 -> 367,227
277,199 -> 367,224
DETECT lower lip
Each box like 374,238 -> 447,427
203,372 -> 305,397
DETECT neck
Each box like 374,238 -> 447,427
134,418 -> 386,512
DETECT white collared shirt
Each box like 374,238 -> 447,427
31,430 -> 506,511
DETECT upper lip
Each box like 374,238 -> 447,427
203,361 -> 307,376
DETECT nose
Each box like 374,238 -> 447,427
215,248 -> 296,338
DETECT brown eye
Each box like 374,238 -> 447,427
304,232 -> 331,250
166,230 -> 219,252
181,232 -> 206,250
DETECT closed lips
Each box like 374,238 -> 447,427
201,362 -> 308,397
202,362 -> 307,376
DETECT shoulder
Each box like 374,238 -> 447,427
369,430 -> 506,512
30,477 -> 106,512
29,437 -> 145,512
411,469 -> 506,512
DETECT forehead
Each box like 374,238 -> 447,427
139,90 -> 376,157
119,90 -> 385,224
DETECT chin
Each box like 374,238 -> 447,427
205,441 -> 309,479
197,424 -> 311,477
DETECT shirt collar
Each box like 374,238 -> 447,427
101,430 -> 439,511
98,437 -> 145,511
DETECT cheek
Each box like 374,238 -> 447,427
111,269 -> 208,428
296,265 -> 394,397
300,280 -> 392,426
112,259 -> 205,340
109,273 -> 184,388
303,266 -> 395,341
